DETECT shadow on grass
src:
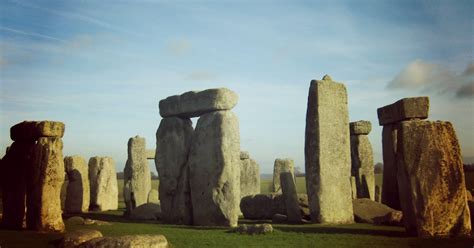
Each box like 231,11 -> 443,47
275,225 -> 408,237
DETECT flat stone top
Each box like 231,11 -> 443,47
159,88 -> 238,118
10,120 -> 65,141
240,151 -> 250,160
350,120 -> 372,135
146,149 -> 155,160
377,97 -> 429,126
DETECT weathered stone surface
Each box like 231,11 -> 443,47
130,203 -> 161,220
272,158 -> 294,193
78,235 -> 168,248
232,224 -> 273,235
0,141 -> 33,229
373,210 -> 403,226
59,229 -> 103,248
88,157 -> 118,211
304,75 -> 354,224
280,172 -> 302,223
377,97 -> 429,126
381,124 -> 400,210
350,135 -> 375,200
240,151 -> 249,159
64,156 -> 90,213
10,121 -> 65,141
352,198 -> 400,224
396,120 -> 471,237
27,137 -> 65,232
147,189 -> 159,204
240,156 -> 260,198
349,120 -> 372,135
124,136 -> 151,213
240,193 -> 310,220
189,110 -> 240,227
159,88 -> 238,118
146,149 -> 155,160
155,117 -> 193,225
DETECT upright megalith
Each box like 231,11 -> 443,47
64,156 -> 90,213
1,121 -> 65,232
280,172 -> 302,223
240,151 -> 260,198
350,120 -> 374,200
396,120 -> 471,237
124,136 -> 151,214
155,117 -> 194,225
272,159 -> 295,193
304,75 -> 353,224
377,97 -> 429,210
188,110 -> 241,227
88,157 -> 118,211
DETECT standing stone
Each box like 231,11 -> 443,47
305,75 -> 354,224
155,117 -> 193,224
350,176 -> 357,199
396,120 -> 471,237
381,124 -> 400,210
272,159 -> 295,193
375,185 -> 381,203
280,172 -> 302,223
189,110 -> 240,227
350,121 -> 375,200
64,156 -> 90,213
27,137 -> 65,232
124,136 -> 151,212
240,152 -> 260,198
88,157 -> 118,211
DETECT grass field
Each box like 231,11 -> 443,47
1,173 -> 473,247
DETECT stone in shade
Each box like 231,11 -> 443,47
10,121 -> 65,141
381,124 -> 401,210
159,88 -> 238,118
272,158 -> 295,193
350,135 -> 375,200
88,157 -> 118,211
189,110 -> 240,227
396,120 -> 471,237
304,75 -> 354,224
64,155 -> 90,213
377,97 -> 429,126
280,172 -> 302,223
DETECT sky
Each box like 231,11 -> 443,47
0,0 -> 473,174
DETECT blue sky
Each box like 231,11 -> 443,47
1,0 -> 473,173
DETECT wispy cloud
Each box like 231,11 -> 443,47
0,26 -> 66,42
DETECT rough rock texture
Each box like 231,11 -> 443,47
78,235 -> 168,248
189,110 -> 240,227
124,136 -> 151,212
0,141 -> 33,229
280,172 -> 302,223
272,158 -> 295,193
59,229 -> 103,248
350,120 -> 372,135
240,151 -> 250,160
64,156 -> 90,213
240,193 -> 310,220
381,124 -> 400,210
304,75 -> 354,224
350,134 -> 375,200
352,198 -> 400,224
373,211 -> 403,226
146,150 -> 155,160
377,97 -> 429,125
27,137 -> 65,232
88,157 -> 118,211
159,88 -> 238,118
148,189 -> 159,204
10,121 -> 65,141
130,203 -> 161,220
396,120 -> 471,237
240,156 -> 260,198
155,117 -> 193,225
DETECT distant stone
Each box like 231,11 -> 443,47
130,203 -> 161,220
377,97 -> 429,126
146,149 -> 155,160
352,198 -> 400,224
59,229 -> 103,248
77,235 -> 168,248
272,158 -> 294,193
350,134 -> 375,200
232,224 -> 273,235
64,155 -> 90,213
124,136 -> 151,212
240,194 -> 274,219
159,88 -> 239,118
189,111 -> 240,227
240,156 -> 260,198
147,189 -> 159,204
11,121 -> 65,141
240,151 -> 250,160
272,214 -> 288,224
280,172 -> 302,224
350,176 -> 357,199
88,157 -> 118,211
375,185 -> 381,203
396,120 -> 471,237
350,120 -> 372,135
65,216 -> 85,225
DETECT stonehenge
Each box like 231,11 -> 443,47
304,75 -> 354,224
123,136 -> 151,214
1,121 -> 66,232
350,120 -> 375,200
156,88 -> 241,227
64,155 -> 90,213
88,156 -> 118,211
280,172 -> 302,223
240,151 -> 261,198
272,158 -> 295,193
